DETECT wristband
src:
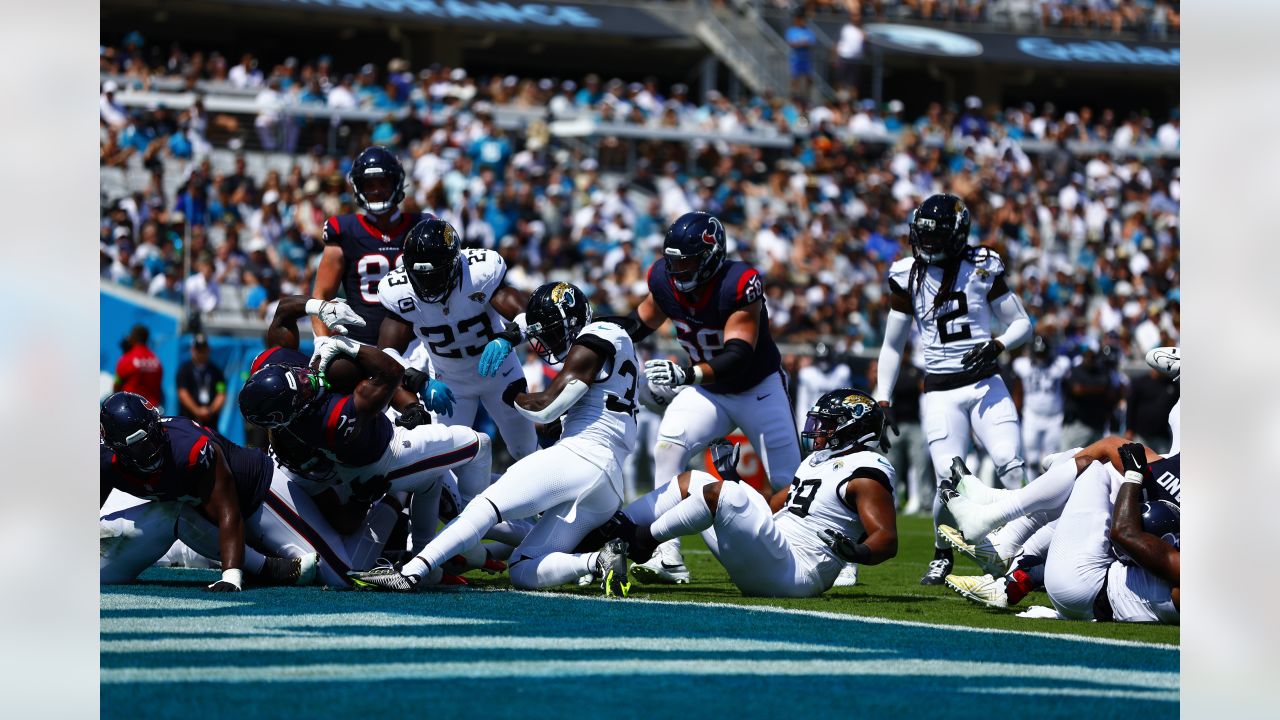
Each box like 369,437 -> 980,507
305,298 -> 324,316
684,365 -> 704,385
1122,470 -> 1144,485
221,568 -> 244,589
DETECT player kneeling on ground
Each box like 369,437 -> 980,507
595,389 -> 897,598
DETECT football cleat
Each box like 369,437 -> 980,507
833,563 -> 858,587
596,540 -> 631,598
920,556 -> 953,585
945,573 -> 1009,609
937,525 -> 1012,576
943,491 -> 1005,541
631,539 -> 691,584
439,574 -> 469,586
1144,346 -> 1180,381
351,563 -> 421,593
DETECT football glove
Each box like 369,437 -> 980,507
878,401 -> 899,452
708,441 -> 743,482
205,569 -> 243,592
645,358 -> 692,387
1117,442 -> 1150,485
313,335 -> 361,376
425,379 -> 455,416
395,403 -> 432,429
961,340 -> 1004,371
479,322 -> 523,377
402,367 -> 430,394
308,298 -> 367,336
502,378 -> 528,407
818,529 -> 870,564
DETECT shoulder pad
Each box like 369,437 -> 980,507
378,269 -> 415,314
724,263 -> 764,309
968,246 -> 1006,275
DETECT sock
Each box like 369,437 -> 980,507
623,477 -> 685,526
485,519 -> 533,546
346,498 -> 400,570
931,483 -> 950,549
1019,518 -> 1058,558
409,483 -> 443,553
508,552 -> 596,590
1006,561 -> 1045,605
402,499 -> 499,579
986,510 -> 1053,559
453,432 -> 492,505
651,492 -> 715,544
933,547 -> 953,563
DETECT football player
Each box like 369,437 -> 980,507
873,193 -> 1032,585
310,146 -> 433,347
239,294 -> 493,556
625,211 -> 802,584
352,281 -> 639,596
1010,336 -> 1072,470
602,389 -> 897,598
373,217 -> 538,460
100,392 -> 317,590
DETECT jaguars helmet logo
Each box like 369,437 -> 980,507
550,282 -> 576,307
441,223 -> 457,248
842,393 -> 874,419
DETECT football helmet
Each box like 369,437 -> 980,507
525,281 -> 592,365
268,428 -> 336,482
101,392 -> 167,473
663,211 -> 727,292
1031,335 -> 1051,363
909,193 -> 970,264
402,218 -> 462,303
802,388 -> 887,455
347,146 -> 405,215
239,364 -> 323,429
1142,499 -> 1180,537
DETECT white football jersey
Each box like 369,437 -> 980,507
773,448 -> 896,588
795,363 -> 852,420
887,249 -> 1008,374
557,321 -> 639,472
1012,356 -> 1071,416
377,248 -> 508,378
1106,552 -> 1179,625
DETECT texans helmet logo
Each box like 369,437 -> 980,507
700,217 -> 723,246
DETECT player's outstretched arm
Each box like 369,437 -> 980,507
1111,444 -> 1180,591
988,290 -> 1032,353
646,300 -> 759,388
197,444 -> 246,591
310,245 -> 346,338
846,474 -> 899,565
349,345 -> 406,420
623,294 -> 668,343
504,343 -> 605,423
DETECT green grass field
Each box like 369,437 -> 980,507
101,514 -> 1177,718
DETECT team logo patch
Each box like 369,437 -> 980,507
441,223 -> 457,248
469,291 -> 486,303
842,393 -> 874,418
975,268 -> 989,279
398,297 -> 415,313
402,440 -> 411,448
550,282 -> 576,307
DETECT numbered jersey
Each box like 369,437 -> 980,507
557,321 -> 640,471
1012,356 -> 1071,416
887,248 -> 1010,375
1142,452 -> 1180,508
378,248 -> 507,378
774,448 -> 896,585
99,416 -> 272,516
323,211 -> 434,345
647,259 -> 781,394
281,393 -> 394,469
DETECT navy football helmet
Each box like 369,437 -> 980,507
802,388 -> 886,454
402,218 -> 462,303
101,392 -> 167,473
663,211 -> 727,292
347,146 -> 405,215
239,364 -> 323,429
1142,499 -> 1180,537
525,281 -> 592,364
909,193 -> 970,264
268,428 -> 336,482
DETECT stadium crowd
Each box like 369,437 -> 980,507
100,40 -> 1180,373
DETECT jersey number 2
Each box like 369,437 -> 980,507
935,291 -> 973,344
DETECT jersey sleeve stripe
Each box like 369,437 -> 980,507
735,268 -> 756,301
887,277 -> 909,299
324,397 -> 350,447
986,273 -> 1011,301
250,347 -> 280,374
187,435 -> 210,469
385,440 -> 480,480
324,216 -> 341,243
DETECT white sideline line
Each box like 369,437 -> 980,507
961,686 -> 1179,702
513,591 -> 1179,651
100,657 -> 1177,688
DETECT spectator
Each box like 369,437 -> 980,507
114,324 -> 164,409
100,80 -> 127,130
185,257 -> 221,314
833,11 -> 865,97
785,10 -> 817,101
1061,346 -> 1124,450
175,334 -> 227,426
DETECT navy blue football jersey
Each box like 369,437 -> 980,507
249,345 -> 309,375
647,259 -> 781,394
279,393 -> 393,468
322,211 -> 433,344
1143,453 -> 1180,507
100,416 -> 272,516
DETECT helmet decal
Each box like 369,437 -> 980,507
551,282 -> 576,307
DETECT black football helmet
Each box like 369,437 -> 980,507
347,146 -> 405,215
101,392 -> 168,473
909,193 -> 970,264
663,211 -> 727,292
402,218 -> 462,303
802,388 -> 886,455
1031,335 -> 1051,363
239,364 -> 323,429
525,281 -> 592,364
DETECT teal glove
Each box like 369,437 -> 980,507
478,338 -> 513,377
425,379 -> 455,416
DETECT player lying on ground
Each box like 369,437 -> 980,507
352,281 -> 640,596
873,193 -> 1032,586
939,440 -> 1179,624
584,389 -> 898,598
101,392 -> 316,590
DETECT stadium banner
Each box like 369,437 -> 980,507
816,21 -> 1179,72
203,0 -> 683,37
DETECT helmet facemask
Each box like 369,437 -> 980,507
245,366 -> 322,429
406,253 -> 460,304
348,156 -> 405,216
112,425 -> 168,473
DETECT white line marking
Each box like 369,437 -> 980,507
101,635 -> 870,655
513,591 -> 1179,651
101,613 -> 506,636
962,686 -> 1178,702
100,658 -> 1177,688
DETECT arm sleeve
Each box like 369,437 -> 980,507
515,378 -> 590,424
321,217 -> 341,246
874,310 -> 912,403
991,291 -> 1032,351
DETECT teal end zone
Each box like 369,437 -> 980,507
103,569 -> 1178,719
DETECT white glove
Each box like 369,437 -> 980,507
313,336 -> 362,376
306,298 -> 366,336
644,359 -> 691,387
